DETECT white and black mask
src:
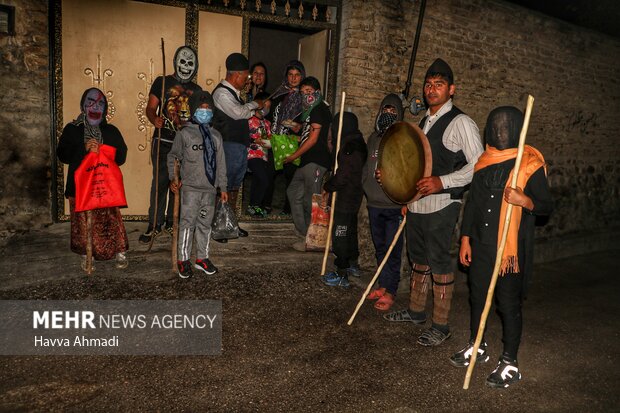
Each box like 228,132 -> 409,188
173,46 -> 198,83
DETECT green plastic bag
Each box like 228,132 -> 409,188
271,134 -> 301,170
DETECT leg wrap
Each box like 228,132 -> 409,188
432,272 -> 455,326
409,264 -> 431,312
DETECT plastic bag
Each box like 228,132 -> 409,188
74,144 -> 127,212
211,199 -> 239,241
271,133 -> 301,170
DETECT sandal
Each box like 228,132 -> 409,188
366,287 -> 386,300
383,308 -> 427,324
374,293 -> 394,311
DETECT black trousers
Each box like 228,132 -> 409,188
332,210 -> 359,271
469,239 -> 524,360
248,158 -> 273,207
148,140 -> 175,228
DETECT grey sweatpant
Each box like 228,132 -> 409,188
286,162 -> 327,235
178,188 -> 216,262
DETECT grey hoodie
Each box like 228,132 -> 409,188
167,123 -> 227,192
362,93 -> 404,209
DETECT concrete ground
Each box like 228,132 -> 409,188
0,222 -> 618,412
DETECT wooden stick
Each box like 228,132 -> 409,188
463,95 -> 535,390
321,91 -> 346,275
147,37 -> 166,253
85,210 -> 93,275
171,158 -> 180,272
347,215 -> 407,325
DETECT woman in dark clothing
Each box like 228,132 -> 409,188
57,87 -> 129,271
321,112 -> 368,288
450,106 -> 553,388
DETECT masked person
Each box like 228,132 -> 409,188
57,88 -> 129,270
362,94 -> 406,310
140,45 -> 203,244
321,112 -> 367,287
285,76 -> 332,243
213,53 -> 270,240
265,60 -> 306,216
382,59 -> 484,347
450,106 -> 553,388
167,91 -> 228,279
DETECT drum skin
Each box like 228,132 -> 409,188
377,122 -> 432,204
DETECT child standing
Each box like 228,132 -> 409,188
246,91 -> 273,217
450,106 -> 553,388
321,112 -> 368,288
168,91 -> 228,278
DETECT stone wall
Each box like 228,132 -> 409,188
339,0 -> 620,265
0,0 -> 50,236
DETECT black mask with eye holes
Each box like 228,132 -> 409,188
484,106 -> 524,150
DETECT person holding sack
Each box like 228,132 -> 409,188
57,87 -> 129,271
167,90 -> 228,279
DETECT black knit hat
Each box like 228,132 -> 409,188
226,53 -> 249,71
331,111 -> 359,139
425,58 -> 454,84
189,90 -> 214,115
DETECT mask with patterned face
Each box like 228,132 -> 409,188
377,112 -> 398,134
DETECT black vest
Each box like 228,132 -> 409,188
212,84 -> 251,146
419,105 -> 468,199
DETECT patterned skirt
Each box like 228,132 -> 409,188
69,197 -> 129,261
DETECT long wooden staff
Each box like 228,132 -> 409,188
171,159 -> 180,272
147,37 -> 166,252
321,91 -> 346,275
347,215 -> 407,325
85,210 -> 93,275
463,95 -> 535,390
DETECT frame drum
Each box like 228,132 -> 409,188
377,122 -> 432,204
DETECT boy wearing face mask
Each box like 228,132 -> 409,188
362,94 -> 406,310
167,91 -> 228,279
450,106 -> 553,388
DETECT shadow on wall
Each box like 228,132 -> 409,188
0,117 -> 52,235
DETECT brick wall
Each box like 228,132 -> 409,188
0,0 -> 50,236
1,0 -> 618,263
339,0 -> 620,265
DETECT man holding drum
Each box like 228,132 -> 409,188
383,59 -> 484,347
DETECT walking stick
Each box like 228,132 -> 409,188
171,159 -> 180,272
85,210 -> 93,275
463,95 -> 535,390
347,215 -> 406,325
321,91 -> 346,275
147,37 -> 166,252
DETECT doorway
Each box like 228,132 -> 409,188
241,21 -> 332,221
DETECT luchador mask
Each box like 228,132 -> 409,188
82,88 -> 106,126
173,46 -> 198,83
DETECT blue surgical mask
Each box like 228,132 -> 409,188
194,108 -> 213,124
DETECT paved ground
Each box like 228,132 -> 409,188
0,223 -> 618,412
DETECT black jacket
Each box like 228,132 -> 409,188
57,122 -> 127,198
323,131 -> 368,213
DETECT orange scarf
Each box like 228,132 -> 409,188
474,145 -> 547,275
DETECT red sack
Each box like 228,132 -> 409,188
74,144 -> 127,212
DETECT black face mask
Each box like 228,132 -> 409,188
377,112 -> 398,134
484,106 -> 523,150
